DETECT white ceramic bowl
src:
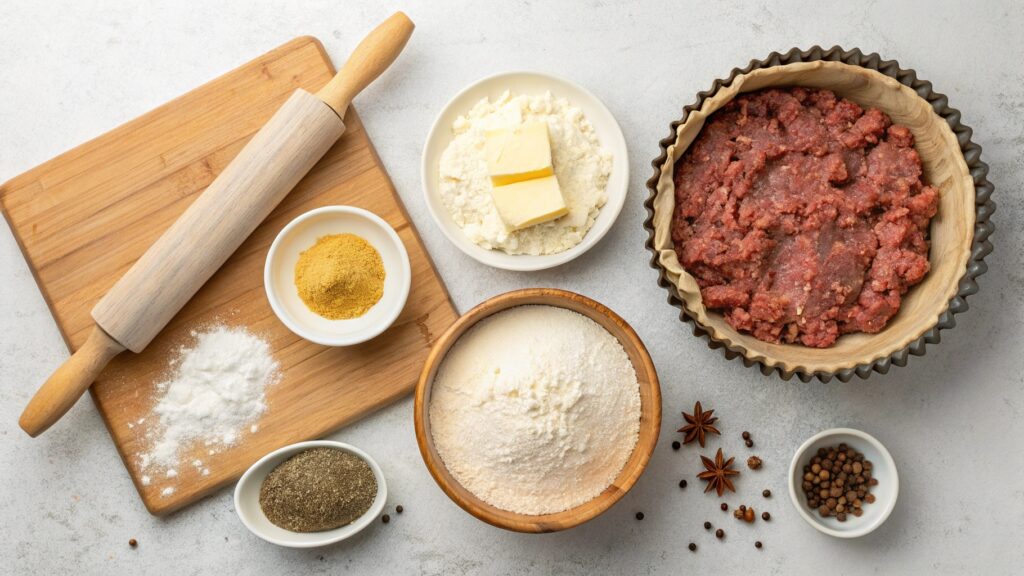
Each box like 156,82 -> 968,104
421,71 -> 629,271
788,428 -> 899,538
234,440 -> 388,548
264,206 -> 411,346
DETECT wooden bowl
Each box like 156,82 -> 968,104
414,288 -> 661,532
645,47 -> 995,382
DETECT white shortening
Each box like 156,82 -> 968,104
439,91 -> 612,255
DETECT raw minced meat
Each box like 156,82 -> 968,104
672,87 -> 938,348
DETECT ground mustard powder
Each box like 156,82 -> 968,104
294,233 -> 385,320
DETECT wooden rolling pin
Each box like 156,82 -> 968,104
19,12 -> 415,437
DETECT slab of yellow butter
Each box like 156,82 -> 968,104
490,175 -> 568,231
485,121 -> 553,186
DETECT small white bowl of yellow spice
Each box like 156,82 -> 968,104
234,440 -> 387,548
264,206 -> 411,346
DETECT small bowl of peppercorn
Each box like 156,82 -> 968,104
788,428 -> 898,538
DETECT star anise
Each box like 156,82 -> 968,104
697,448 -> 740,496
678,401 -> 720,447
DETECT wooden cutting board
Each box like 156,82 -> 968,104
0,36 -> 457,515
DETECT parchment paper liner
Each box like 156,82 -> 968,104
645,47 -> 994,382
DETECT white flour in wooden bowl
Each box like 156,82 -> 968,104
428,305 -> 640,515
438,91 -> 613,255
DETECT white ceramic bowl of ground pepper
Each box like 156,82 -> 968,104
234,440 -> 387,548
264,206 -> 411,346
788,428 -> 899,538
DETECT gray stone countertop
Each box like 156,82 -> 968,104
1,1 -> 1022,574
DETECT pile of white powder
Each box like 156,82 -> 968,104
428,305 -> 640,515
438,91 -> 613,255
138,324 -> 279,493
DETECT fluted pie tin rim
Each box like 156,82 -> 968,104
643,46 -> 995,382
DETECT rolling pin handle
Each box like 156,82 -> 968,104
19,326 -> 125,437
315,11 -> 415,117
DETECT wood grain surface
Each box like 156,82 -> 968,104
414,288 -> 662,533
0,36 -> 457,515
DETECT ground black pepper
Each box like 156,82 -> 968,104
259,447 -> 377,532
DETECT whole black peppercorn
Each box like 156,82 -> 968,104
755,541 -> 763,549
715,528 -> 725,539
720,503 -> 729,511
635,512 -> 644,521
745,439 -> 754,448
396,505 -> 404,514
742,431 -> 751,440
671,441 -> 681,451
679,479 -> 687,489
381,514 -> 390,524
704,521 -> 712,530
688,543 -> 697,552
762,511 -> 771,521
762,489 -> 771,498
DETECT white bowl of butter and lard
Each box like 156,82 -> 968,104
422,71 -> 629,272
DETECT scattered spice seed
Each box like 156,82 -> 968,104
747,455 -> 762,470
688,543 -> 697,552
755,541 -> 763,549
715,528 -> 725,539
762,489 -> 771,498
721,503 -> 729,511
678,479 -> 688,489
672,441 -> 681,451
396,505 -> 404,514
128,539 -> 137,548
744,507 -> 755,523
745,439 -> 754,448
635,512 -> 645,521
742,431 -> 751,440
704,521 -> 712,530
762,511 -> 771,521
381,514 -> 390,524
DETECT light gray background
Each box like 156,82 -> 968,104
2,1 -> 1021,574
